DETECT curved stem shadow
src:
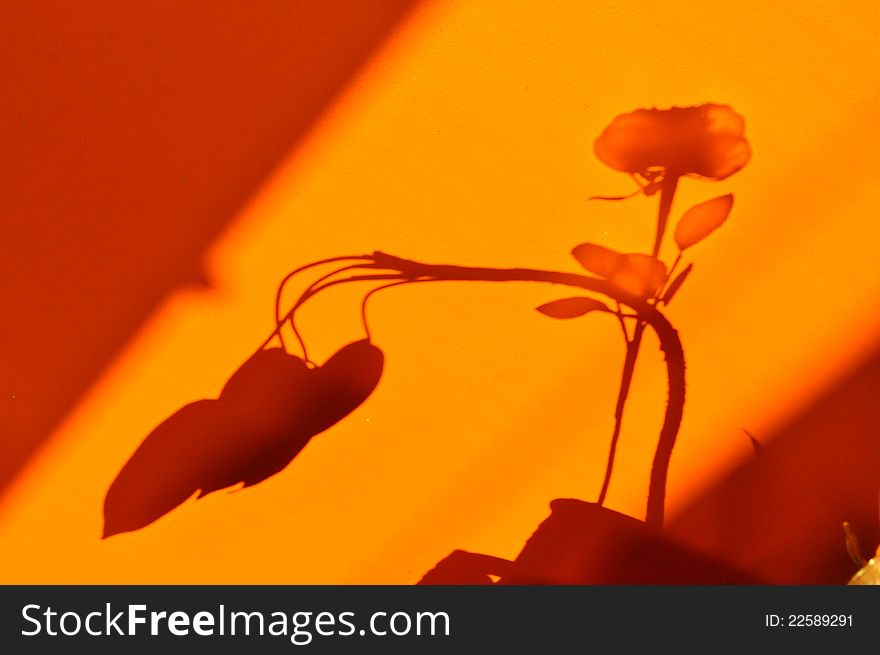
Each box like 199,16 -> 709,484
368,252 -> 686,527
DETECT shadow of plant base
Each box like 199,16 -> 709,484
420,499 -> 761,585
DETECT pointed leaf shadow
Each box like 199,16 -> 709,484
536,296 -> 610,319
674,194 -> 734,250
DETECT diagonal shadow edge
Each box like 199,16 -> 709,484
0,0 -> 424,498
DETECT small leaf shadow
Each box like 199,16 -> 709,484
536,297 -> 610,319
674,194 -> 734,250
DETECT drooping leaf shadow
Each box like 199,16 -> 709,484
420,500 -> 760,584
103,340 -> 383,538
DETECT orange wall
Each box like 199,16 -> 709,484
2,0 -> 879,583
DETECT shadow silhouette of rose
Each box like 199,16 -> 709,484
594,104 -> 750,182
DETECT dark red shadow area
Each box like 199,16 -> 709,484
0,1 -> 419,495
669,342 -> 880,584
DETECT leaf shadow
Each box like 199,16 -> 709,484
102,341 -> 383,538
